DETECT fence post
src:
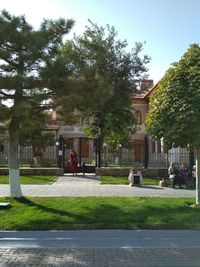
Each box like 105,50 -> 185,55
79,138 -> 82,167
98,136 -> 101,168
189,148 -> 195,171
58,135 -> 64,168
95,137 -> 101,168
119,144 -> 122,167
144,136 -> 149,168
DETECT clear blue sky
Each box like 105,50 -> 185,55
1,0 -> 200,83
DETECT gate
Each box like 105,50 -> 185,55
62,137 -> 96,173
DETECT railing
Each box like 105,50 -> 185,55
0,138 -> 195,169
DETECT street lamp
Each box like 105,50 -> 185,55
103,143 -> 107,167
56,135 -> 64,168
119,144 -> 122,167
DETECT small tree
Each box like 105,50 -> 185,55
146,44 -> 200,205
0,10 -> 74,197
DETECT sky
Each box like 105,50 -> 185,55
0,0 -> 200,84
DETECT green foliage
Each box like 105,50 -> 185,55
19,111 -> 55,156
0,10 -> 74,185
146,44 -> 200,148
0,197 -> 198,230
82,125 -> 100,139
62,21 -> 150,147
0,9 -> 74,136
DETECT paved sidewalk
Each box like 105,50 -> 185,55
0,230 -> 200,266
0,174 -> 196,197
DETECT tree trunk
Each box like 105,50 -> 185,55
9,124 -> 22,198
195,145 -> 200,205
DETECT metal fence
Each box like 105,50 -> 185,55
100,141 -> 167,168
100,141 -> 194,168
0,138 -> 195,170
0,139 -> 58,167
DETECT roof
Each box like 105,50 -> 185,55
133,81 -> 159,100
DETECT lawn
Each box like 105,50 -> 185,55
0,175 -> 57,184
100,175 -> 161,186
0,197 -> 199,230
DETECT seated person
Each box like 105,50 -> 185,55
168,162 -> 181,188
191,165 -> 196,189
192,165 -> 196,179
179,162 -> 192,187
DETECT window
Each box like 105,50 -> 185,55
135,110 -> 142,125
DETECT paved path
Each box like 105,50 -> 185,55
0,230 -> 200,266
0,174 -> 196,197
1,247 -> 200,267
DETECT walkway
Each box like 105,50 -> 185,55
0,174 -> 196,197
0,230 -> 200,266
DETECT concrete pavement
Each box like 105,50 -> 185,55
1,230 -> 200,248
0,174 -> 196,197
0,230 -> 200,266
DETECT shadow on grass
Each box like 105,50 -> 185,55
15,197 -> 74,217
7,197 -> 200,231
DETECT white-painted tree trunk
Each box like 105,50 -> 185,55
195,146 -> 200,205
9,125 -> 22,198
9,168 -> 22,198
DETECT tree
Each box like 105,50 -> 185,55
19,112 -> 54,165
62,21 -> 150,148
0,10 -> 74,197
146,43 -> 200,205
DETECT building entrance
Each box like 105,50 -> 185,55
62,137 -> 96,173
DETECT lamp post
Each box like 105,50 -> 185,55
119,144 -> 122,167
103,142 -> 107,167
56,135 -> 64,168
144,135 -> 149,169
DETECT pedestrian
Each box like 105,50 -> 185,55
179,162 -> 191,187
70,150 -> 78,175
168,162 -> 180,188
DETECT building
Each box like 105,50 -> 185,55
0,79 -> 177,170
48,79 -> 168,170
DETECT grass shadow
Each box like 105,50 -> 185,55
2,197 -> 200,230
15,197 -> 74,217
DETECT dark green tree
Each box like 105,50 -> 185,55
19,111 -> 54,165
146,44 -> 200,205
0,10 -> 74,197
62,21 -> 150,149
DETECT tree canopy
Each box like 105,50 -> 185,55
146,43 -> 200,205
146,44 -> 200,148
61,21 -> 150,147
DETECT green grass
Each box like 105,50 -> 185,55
0,197 -> 199,230
0,175 -> 57,184
100,175 -> 161,186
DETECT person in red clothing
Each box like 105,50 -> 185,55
70,150 -> 78,175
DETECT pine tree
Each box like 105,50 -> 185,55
0,10 -> 74,197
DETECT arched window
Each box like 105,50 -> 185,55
135,110 -> 142,125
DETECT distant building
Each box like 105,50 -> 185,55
2,79 -> 187,170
